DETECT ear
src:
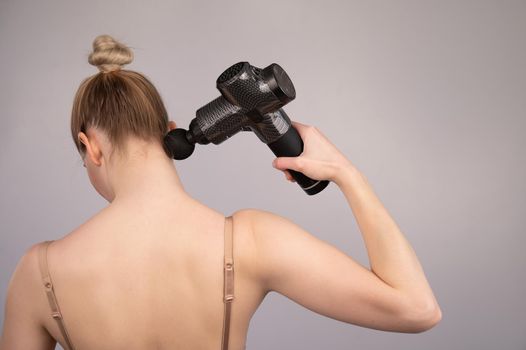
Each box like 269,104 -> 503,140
77,131 -> 103,167
167,120 -> 177,132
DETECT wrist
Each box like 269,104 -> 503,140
333,163 -> 365,188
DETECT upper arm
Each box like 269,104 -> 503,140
0,243 -> 56,350
248,208 -> 432,333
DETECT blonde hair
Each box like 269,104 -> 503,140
71,34 -> 169,160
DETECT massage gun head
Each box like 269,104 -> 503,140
216,61 -> 296,114
163,128 -> 195,160
163,61 -> 296,160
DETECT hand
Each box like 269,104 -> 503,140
272,121 -> 355,184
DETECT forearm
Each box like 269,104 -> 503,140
334,165 -> 439,309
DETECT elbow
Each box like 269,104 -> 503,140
401,300 -> 442,333
411,303 -> 442,333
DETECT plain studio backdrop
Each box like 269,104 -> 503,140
1,0 -> 525,349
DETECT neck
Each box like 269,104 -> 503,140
106,141 -> 190,205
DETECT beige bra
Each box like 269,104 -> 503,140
38,215 -> 235,350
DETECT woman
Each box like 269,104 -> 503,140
0,35 -> 441,350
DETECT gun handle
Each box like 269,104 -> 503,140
267,124 -> 330,195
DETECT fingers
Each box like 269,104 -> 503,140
291,120 -> 310,128
291,120 -> 320,143
272,158 -> 296,182
273,156 -> 304,173
284,170 -> 296,182
290,120 -> 310,138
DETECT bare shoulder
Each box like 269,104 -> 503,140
226,209 -> 262,280
6,242 -> 45,302
1,242 -> 55,347
231,207 -> 291,233
5,242 -> 53,330
229,208 -> 319,291
229,207 -> 303,286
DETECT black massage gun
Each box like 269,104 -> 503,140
163,61 -> 330,195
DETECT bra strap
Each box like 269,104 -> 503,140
38,240 -> 76,350
222,216 -> 234,350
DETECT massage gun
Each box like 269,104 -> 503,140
163,61 -> 330,195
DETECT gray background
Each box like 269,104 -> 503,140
1,0 -> 525,349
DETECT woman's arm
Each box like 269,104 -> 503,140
255,121 -> 441,333
250,166 -> 441,333
334,164 -> 442,324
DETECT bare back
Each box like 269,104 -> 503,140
38,200 -> 265,350
16,171 -> 441,349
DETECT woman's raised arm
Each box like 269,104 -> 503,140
253,121 -> 441,333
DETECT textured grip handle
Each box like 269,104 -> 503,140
267,125 -> 330,195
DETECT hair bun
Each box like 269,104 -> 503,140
88,34 -> 133,73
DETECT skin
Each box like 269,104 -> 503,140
0,120 -> 441,350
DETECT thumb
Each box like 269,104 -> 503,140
272,157 -> 302,172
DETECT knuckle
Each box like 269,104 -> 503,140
295,158 -> 305,170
